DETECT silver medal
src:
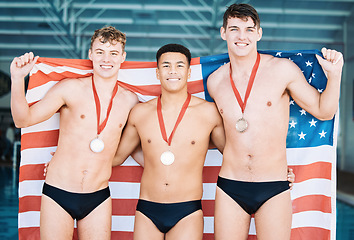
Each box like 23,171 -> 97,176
90,137 -> 105,153
235,117 -> 248,133
160,151 -> 175,165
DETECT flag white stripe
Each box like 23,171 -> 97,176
291,179 -> 332,199
30,63 -> 93,76
26,81 -> 59,103
21,113 -> 60,134
18,211 -> 40,228
292,211 -> 332,229
19,180 -> 44,197
20,147 -> 56,166
286,146 -> 333,165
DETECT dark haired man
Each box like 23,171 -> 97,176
10,26 -> 138,239
113,43 -> 226,240
207,3 -> 343,239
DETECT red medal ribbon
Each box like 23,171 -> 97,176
92,77 -> 119,135
157,93 -> 191,146
229,53 -> 260,113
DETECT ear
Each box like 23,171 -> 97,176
88,49 -> 92,61
187,67 -> 191,79
257,27 -> 263,41
220,26 -> 226,41
121,51 -> 127,63
156,67 -> 160,80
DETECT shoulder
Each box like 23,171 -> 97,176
118,86 -> 139,105
190,96 -> 221,122
261,53 -> 302,74
48,76 -> 88,95
207,62 -> 230,97
208,62 -> 229,84
129,98 -> 156,119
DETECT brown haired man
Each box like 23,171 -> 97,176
207,3 -> 343,240
10,26 -> 138,239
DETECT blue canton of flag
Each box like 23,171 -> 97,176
200,50 -> 335,148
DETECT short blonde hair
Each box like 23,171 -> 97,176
90,26 -> 126,51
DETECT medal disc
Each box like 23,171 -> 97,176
90,138 -> 105,153
160,151 -> 175,165
235,118 -> 248,132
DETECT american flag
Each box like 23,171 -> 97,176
18,50 -> 337,239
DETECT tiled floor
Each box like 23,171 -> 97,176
1,163 -> 354,239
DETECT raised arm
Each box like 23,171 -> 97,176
10,52 -> 65,128
287,48 -> 343,120
112,107 -> 141,167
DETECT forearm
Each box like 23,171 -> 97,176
318,71 -> 341,120
11,77 -> 31,128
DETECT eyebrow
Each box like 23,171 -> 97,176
161,60 -> 186,64
228,25 -> 256,29
94,48 -> 120,53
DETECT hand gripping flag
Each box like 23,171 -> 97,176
18,50 -> 337,239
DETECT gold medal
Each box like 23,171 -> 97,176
160,151 -> 175,166
235,117 -> 248,132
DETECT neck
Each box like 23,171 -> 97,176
92,75 -> 118,92
160,89 -> 189,109
229,50 -> 259,72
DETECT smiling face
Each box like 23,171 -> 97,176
156,52 -> 191,93
88,37 -> 126,80
221,16 -> 262,57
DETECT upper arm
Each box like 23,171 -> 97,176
22,81 -> 67,127
285,61 -> 323,116
113,106 -> 141,166
209,104 -> 225,153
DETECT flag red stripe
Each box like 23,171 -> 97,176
18,193 -> 331,215
18,161 -> 331,184
291,227 -> 330,239
28,72 -> 91,89
112,199 -> 138,215
203,166 -> 221,183
110,166 -> 143,182
19,196 -> 42,212
292,195 -> 331,213
19,164 -> 45,182
290,162 -> 332,182
21,130 -> 59,150
19,227 -> 40,240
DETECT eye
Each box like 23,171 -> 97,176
178,64 -> 184,68
96,51 -> 103,55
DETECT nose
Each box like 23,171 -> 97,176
102,53 -> 111,62
238,30 -> 246,40
169,65 -> 177,74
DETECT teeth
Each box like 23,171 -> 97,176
168,78 -> 179,81
101,65 -> 112,69
236,43 -> 247,47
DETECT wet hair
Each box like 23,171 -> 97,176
90,26 -> 126,51
156,44 -> 191,66
222,3 -> 260,29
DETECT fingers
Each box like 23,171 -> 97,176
321,47 -> 343,65
14,52 -> 38,68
